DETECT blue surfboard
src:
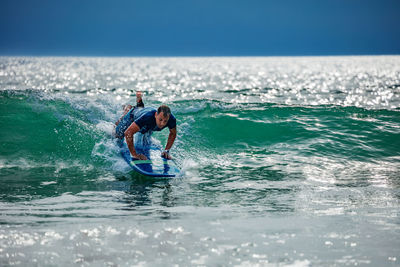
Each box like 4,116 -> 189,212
118,140 -> 180,178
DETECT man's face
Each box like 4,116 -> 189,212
155,112 -> 170,129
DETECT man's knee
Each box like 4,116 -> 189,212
123,104 -> 133,113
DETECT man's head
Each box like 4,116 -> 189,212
155,105 -> 171,129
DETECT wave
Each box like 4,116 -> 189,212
1,90 -> 399,182
2,91 -> 399,161
175,100 -> 400,157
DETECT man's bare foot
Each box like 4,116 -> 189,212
136,91 -> 142,103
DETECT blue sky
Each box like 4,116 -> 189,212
1,0 -> 399,56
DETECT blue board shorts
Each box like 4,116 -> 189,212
115,107 -> 152,147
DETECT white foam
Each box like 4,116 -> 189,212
95,121 -> 115,136
40,181 -> 57,186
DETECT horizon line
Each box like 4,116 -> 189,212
1,53 -> 399,58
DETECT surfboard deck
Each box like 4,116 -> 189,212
118,140 -> 180,178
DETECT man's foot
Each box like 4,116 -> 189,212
136,91 -> 142,104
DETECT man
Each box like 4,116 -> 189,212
115,92 -> 177,160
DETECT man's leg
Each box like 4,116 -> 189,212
115,108 -> 135,139
115,105 -> 132,127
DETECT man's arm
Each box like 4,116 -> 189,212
162,127 -> 177,159
124,122 -> 147,160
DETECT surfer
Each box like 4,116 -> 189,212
115,91 -> 177,161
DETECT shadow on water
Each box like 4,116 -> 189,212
180,161 -> 298,213
114,172 -> 178,218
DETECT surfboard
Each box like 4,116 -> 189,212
118,140 -> 180,178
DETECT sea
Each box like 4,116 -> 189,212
0,56 -> 399,266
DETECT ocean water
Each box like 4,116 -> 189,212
0,56 -> 399,266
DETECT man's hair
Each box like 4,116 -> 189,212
157,105 -> 171,118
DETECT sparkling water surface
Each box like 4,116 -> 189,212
0,56 -> 399,266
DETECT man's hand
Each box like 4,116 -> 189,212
161,151 -> 172,160
162,128 -> 176,160
132,154 -> 148,160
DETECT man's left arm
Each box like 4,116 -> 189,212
162,127 -> 176,159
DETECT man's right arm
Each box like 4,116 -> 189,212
124,122 -> 147,160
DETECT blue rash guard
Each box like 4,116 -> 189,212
115,107 -> 176,139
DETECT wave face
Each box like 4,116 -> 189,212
0,57 -> 400,266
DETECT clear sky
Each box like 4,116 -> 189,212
1,0 -> 399,56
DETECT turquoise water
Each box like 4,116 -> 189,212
0,56 -> 400,266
